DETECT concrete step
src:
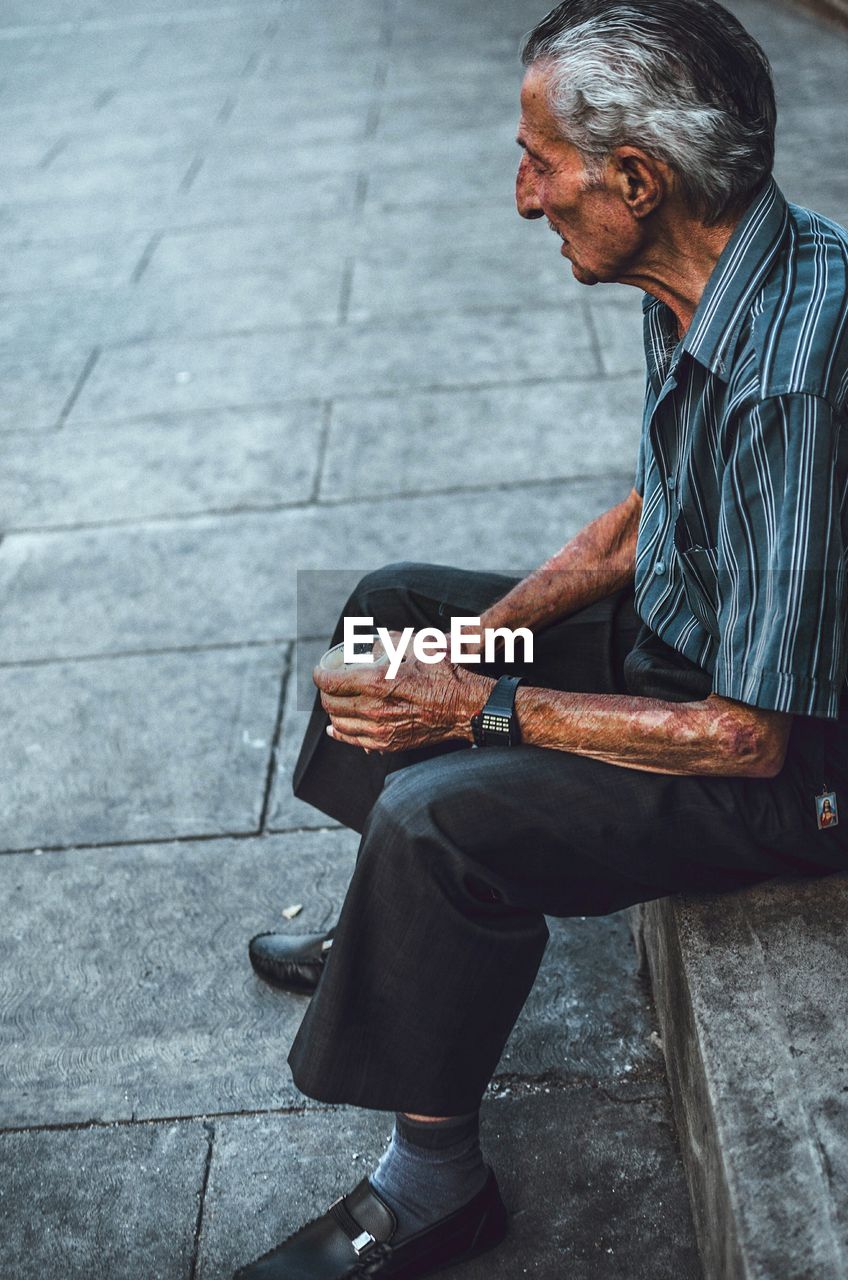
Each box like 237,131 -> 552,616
629,873 -> 848,1280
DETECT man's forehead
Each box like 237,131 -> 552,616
517,65 -> 559,145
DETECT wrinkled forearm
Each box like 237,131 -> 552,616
513,687 -> 770,777
452,673 -> 771,777
478,489 -> 641,637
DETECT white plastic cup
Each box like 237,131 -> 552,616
319,639 -> 390,671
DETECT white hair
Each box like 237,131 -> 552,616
522,2 -> 776,224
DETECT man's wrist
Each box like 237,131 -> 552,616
454,671 -> 497,742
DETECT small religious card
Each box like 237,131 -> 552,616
816,789 -> 839,830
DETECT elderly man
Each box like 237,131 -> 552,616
237,0 -> 848,1276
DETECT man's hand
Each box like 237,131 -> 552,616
313,633 -> 494,753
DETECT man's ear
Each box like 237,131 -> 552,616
608,147 -> 669,218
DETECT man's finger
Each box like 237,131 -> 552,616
321,691 -> 375,718
328,715 -> 378,739
325,724 -> 375,750
313,663 -> 385,694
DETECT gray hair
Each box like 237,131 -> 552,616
521,0 -> 777,224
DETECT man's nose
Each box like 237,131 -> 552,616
515,153 -> 544,220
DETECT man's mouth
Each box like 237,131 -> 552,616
547,218 -> 570,252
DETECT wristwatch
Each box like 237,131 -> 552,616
471,675 -> 524,746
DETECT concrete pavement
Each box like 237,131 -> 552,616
1,0 -> 844,1274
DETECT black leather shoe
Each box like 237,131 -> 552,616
233,1167 -> 508,1279
248,927 -> 335,995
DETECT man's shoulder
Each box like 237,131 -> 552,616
745,201 -> 848,404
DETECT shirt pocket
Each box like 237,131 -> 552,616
673,514 -> 720,639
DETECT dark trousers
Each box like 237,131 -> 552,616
288,562 -> 848,1115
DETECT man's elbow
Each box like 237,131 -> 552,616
709,697 -> 791,778
750,746 -> 787,779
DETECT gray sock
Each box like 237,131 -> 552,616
369,1111 -> 488,1242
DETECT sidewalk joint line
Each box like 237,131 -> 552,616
0,636 -> 289,672
92,300 -> 641,351
258,648 -> 293,834
311,399 -> 333,502
38,136 -> 69,170
189,1122 -> 215,1280
0,1101 -> 340,1137
337,257 -> 355,324
0,468 -> 636,537
179,155 -> 205,194
0,1073 -> 666,1137
216,94 -> 237,124
129,40 -> 152,72
354,170 -> 369,210
55,347 -> 100,429
581,299 -> 607,377
130,231 -> 163,284
92,87 -> 116,111
0,819 -> 341,860
240,49 -> 261,78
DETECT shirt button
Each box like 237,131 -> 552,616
667,474 -> 676,489
654,559 -> 666,576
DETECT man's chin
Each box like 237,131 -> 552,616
570,261 -> 601,286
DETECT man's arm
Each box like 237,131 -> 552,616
318,484 -> 795,778
450,681 -> 792,778
320,636 -> 794,779
476,486 -> 643,638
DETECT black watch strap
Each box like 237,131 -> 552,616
471,675 -> 524,747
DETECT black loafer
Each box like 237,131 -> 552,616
233,1167 -> 508,1279
248,927 -> 335,995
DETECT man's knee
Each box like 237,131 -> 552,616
348,561 -> 437,608
365,762 -> 443,841
363,758 -> 486,872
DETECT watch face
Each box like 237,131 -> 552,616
482,714 -> 510,733
473,677 -> 522,746
480,711 -> 511,744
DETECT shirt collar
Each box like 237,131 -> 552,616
641,177 -> 790,382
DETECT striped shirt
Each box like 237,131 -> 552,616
632,177 -> 848,720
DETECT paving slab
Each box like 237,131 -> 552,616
141,222 -> 351,325
197,1090 -> 700,1280
0,231 -> 150,293
2,156 -> 189,206
631,873 -> 848,1280
1,269 -> 350,351
0,1120 -> 209,1280
224,98 -> 373,142
320,374 -> 644,500
0,340 -> 95,433
0,479 -> 631,661
0,403 -> 322,530
128,265 -> 351,337
66,309 -> 599,425
0,828 -> 659,1127
0,830 -> 355,1124
0,645 -> 285,851
584,297 -> 647,378
0,286 -> 125,348
0,192 -> 183,240
367,149 -> 523,210
196,123 -> 523,192
173,168 -> 364,226
347,201 -> 588,319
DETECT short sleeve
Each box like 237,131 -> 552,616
712,393 -> 848,718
